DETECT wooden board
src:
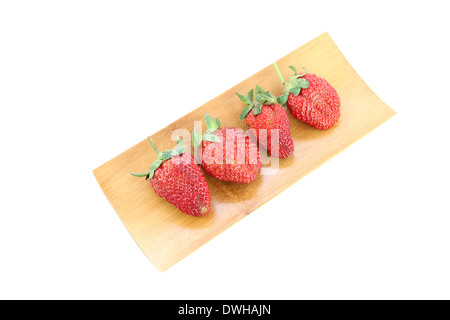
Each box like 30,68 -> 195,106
93,32 -> 396,271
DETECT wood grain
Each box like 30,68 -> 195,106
93,32 -> 396,271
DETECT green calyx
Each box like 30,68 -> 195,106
203,114 -> 221,143
236,88 -> 255,119
130,137 -> 185,180
285,65 -> 309,96
237,85 -> 280,119
192,114 -> 221,154
273,62 -> 310,99
192,114 -> 221,163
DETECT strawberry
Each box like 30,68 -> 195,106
192,115 -> 261,183
131,137 -> 211,217
237,85 -> 294,158
274,63 -> 340,130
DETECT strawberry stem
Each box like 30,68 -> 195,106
273,62 -> 285,85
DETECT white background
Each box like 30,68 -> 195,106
1,0 -> 449,300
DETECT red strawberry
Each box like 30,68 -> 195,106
274,63 -> 340,130
131,137 -> 211,217
193,115 -> 261,183
237,85 -> 294,158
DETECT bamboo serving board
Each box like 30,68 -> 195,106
93,32 -> 396,271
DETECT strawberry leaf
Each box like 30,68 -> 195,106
255,84 -> 264,92
283,65 -> 309,96
204,114 -> 219,131
130,170 -> 151,178
203,133 -> 220,143
290,86 -> 301,96
298,78 -> 309,88
277,93 -> 289,106
148,137 -> 162,157
171,138 -> 185,156
150,159 -> 163,170
192,130 -> 202,149
145,159 -> 163,179
192,130 -> 202,163
253,105 -> 262,116
236,93 -> 249,105
131,137 -> 186,180
238,89 -> 256,120
215,117 -> 221,129
289,65 -> 298,75
147,168 -> 156,180
240,105 -> 253,120
255,85 -> 277,105
298,66 -> 307,77
161,150 -> 172,160
247,89 -> 254,104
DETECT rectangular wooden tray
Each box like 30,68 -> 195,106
93,32 -> 396,271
